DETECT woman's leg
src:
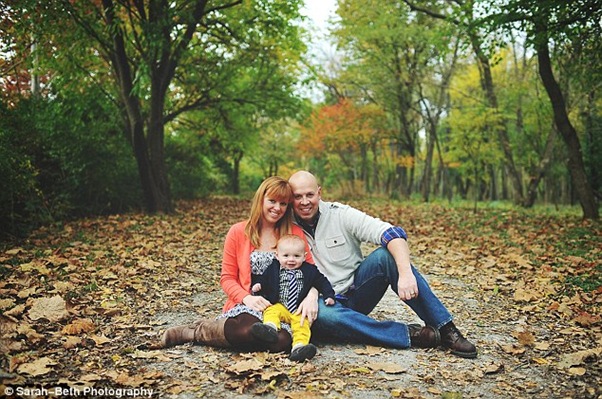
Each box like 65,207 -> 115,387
224,313 -> 291,353
161,317 -> 229,348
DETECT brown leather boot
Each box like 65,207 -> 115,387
408,323 -> 440,348
161,318 -> 230,348
440,322 -> 477,358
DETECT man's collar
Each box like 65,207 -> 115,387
295,211 -> 320,238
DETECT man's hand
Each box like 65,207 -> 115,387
296,288 -> 319,326
397,271 -> 419,301
242,294 -> 271,312
324,297 -> 335,306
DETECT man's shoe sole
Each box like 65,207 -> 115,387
450,349 -> 478,359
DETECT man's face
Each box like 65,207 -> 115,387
289,175 -> 321,222
276,240 -> 305,270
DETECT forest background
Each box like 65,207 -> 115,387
1,0 -> 601,239
0,1 -> 601,397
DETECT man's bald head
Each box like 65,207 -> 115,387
288,170 -> 321,222
289,170 -> 319,190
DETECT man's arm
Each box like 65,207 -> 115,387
386,237 -> 418,301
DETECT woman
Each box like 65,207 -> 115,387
161,176 -> 316,353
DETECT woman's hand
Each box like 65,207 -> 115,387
296,288 -> 319,326
242,294 -> 271,312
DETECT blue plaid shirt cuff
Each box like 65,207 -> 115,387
380,226 -> 408,247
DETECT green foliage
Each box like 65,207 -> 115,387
165,131 -> 227,199
565,265 -> 602,293
554,224 -> 602,292
0,100 -> 49,237
5,0 -> 310,212
0,92 -> 141,241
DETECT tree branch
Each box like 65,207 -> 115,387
402,0 -> 460,25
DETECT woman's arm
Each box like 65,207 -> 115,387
219,224 -> 252,305
220,223 -> 272,312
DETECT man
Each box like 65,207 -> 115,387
289,170 -> 477,358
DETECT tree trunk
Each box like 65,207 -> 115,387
371,140 -> 381,194
536,33 -> 599,219
360,143 -> 369,193
103,0 -> 173,213
469,33 -> 525,205
148,95 -> 173,213
523,125 -> 556,208
232,150 -> 243,195
421,124 -> 435,202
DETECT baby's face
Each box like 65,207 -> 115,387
276,240 -> 305,270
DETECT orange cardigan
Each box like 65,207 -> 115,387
220,221 -> 314,312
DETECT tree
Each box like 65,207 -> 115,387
482,0 -> 601,219
334,0 -> 436,197
300,99 -> 387,194
10,0 -> 306,213
403,0 -> 527,206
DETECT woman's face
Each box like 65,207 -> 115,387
262,195 -> 288,225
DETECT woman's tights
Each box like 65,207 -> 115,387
224,313 -> 291,353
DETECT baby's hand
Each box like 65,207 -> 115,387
324,297 -> 335,306
252,283 -> 262,293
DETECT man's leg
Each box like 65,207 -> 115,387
312,300 -> 412,348
348,247 -> 477,358
348,248 -> 452,329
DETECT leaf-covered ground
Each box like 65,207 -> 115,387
1,198 -> 600,398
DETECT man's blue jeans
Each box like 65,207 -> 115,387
312,248 -> 453,348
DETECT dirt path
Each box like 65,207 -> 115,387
148,268 -> 596,399
1,199 -> 600,399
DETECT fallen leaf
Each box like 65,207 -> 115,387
366,362 -> 406,374
349,366 -> 372,374
513,288 -> 540,302
28,295 -> 69,322
17,287 -> 38,299
130,350 -> 172,361
567,367 -> 587,376
225,359 -> 265,374
17,357 -> 56,376
500,344 -> 525,355
20,260 -> 51,275
90,334 -> 111,346
109,371 -> 153,387
483,363 -> 504,374
259,369 -> 285,381
62,318 -> 95,335
0,298 -> 15,310
557,348 -> 602,369
572,312 -> 601,327
4,303 -> 26,318
63,336 -> 82,349
17,323 -> 45,343
514,330 -> 535,347
354,345 -> 382,356
6,247 -> 24,255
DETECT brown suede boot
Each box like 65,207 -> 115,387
161,318 -> 230,348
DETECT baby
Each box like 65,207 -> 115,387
251,234 -> 335,361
